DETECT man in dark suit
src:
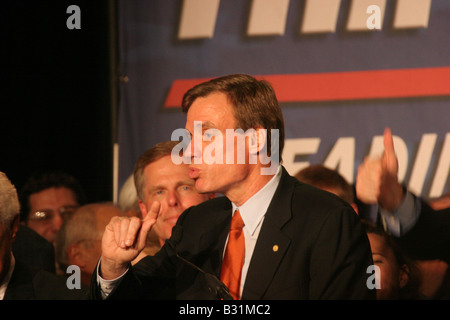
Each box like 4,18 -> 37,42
92,74 -> 375,300
0,171 -> 87,300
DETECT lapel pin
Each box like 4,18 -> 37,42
272,245 -> 279,252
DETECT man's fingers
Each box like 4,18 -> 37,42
137,201 -> 160,249
106,216 -> 142,249
144,201 -> 160,223
124,217 -> 143,248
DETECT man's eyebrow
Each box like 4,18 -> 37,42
177,180 -> 195,186
147,185 -> 165,193
195,121 -> 216,130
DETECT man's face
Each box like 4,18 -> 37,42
184,92 -> 251,196
27,187 -> 79,244
140,156 -> 211,244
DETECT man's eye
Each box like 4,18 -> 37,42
30,211 -> 52,221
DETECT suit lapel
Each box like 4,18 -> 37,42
198,199 -> 232,276
242,167 -> 295,299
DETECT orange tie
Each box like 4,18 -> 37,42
220,210 -> 245,300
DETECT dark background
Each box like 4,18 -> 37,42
1,1 -> 116,202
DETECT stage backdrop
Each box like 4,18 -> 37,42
116,0 -> 449,200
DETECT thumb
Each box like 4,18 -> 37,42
382,127 -> 398,174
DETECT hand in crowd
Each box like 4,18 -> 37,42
100,201 -> 161,280
356,127 -> 404,211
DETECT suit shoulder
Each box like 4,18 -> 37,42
185,196 -> 230,215
291,179 -> 356,217
176,196 -> 230,227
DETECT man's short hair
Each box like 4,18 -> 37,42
181,74 -> 285,161
133,141 -> 180,201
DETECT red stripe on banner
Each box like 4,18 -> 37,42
164,67 -> 450,107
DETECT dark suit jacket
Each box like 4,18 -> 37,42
92,167 -> 375,300
4,261 -> 88,300
12,225 -> 56,273
394,200 -> 450,263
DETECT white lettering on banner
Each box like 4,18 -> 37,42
177,0 -> 431,39
408,134 -> 437,196
323,137 -> 355,184
301,0 -> 341,34
393,0 -> 432,29
247,0 -> 290,36
178,0 -> 220,39
283,138 -> 321,175
283,133 -> 450,199
347,0 -> 386,31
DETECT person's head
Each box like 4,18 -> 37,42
181,74 -> 284,203
0,172 -> 20,283
295,164 -> 358,213
118,174 -> 141,218
56,202 -> 123,285
134,141 -> 214,246
362,220 -> 422,300
19,171 -> 86,245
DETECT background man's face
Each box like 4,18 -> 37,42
140,155 -> 210,243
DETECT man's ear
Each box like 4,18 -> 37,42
248,128 -> 267,155
138,199 -> 148,219
67,244 -> 86,268
399,264 -> 410,288
10,215 -> 20,243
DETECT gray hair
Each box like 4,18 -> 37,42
0,172 -> 20,228
56,202 -> 117,270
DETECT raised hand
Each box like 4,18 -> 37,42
100,201 -> 160,280
356,128 -> 404,211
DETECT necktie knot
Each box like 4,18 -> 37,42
230,210 -> 244,230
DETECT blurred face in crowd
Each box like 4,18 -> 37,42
26,187 -> 79,244
367,233 -> 408,299
67,204 -> 124,286
139,155 -> 213,246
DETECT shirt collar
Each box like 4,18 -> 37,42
232,165 -> 282,235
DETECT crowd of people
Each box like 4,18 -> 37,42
1,74 -> 449,300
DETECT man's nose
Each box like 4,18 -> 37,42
167,191 -> 179,207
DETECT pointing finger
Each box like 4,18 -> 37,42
138,201 -> 160,249
143,201 -> 160,223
